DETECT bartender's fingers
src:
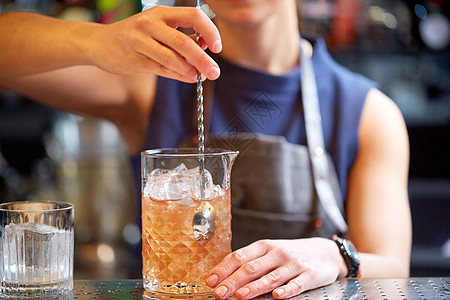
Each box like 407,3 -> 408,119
140,28 -> 219,81
138,55 -> 202,83
158,6 -> 222,53
188,34 -> 209,51
233,263 -> 304,299
207,240 -> 270,288
144,6 -> 221,80
134,37 -> 199,82
272,273 -> 314,299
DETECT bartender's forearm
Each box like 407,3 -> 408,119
359,252 -> 410,278
0,12 -> 98,78
0,7 -> 222,82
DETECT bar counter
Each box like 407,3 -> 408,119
60,277 -> 450,299
1,278 -> 448,299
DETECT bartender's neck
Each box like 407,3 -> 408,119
215,7 -> 300,75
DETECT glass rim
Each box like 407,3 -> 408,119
0,201 -> 74,212
141,148 -> 239,158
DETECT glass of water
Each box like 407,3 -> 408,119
0,201 -> 74,297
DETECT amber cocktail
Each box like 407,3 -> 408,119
141,149 -> 238,295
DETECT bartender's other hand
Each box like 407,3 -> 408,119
88,6 -> 221,83
206,238 -> 343,299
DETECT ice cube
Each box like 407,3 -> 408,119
5,223 -> 57,268
144,164 -> 220,201
172,163 -> 188,173
181,166 -> 214,198
145,165 -> 186,199
146,173 -> 169,199
3,223 -> 72,283
208,184 -> 225,198
149,168 -> 173,177
146,173 -> 190,200
164,173 -> 191,200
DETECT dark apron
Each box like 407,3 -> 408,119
206,134 -> 344,250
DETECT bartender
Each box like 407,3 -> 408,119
0,1 -> 411,298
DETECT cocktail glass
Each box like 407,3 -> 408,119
0,201 -> 74,297
141,148 -> 238,295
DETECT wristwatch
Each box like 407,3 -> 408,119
333,236 -> 361,278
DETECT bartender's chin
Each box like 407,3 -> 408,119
221,9 -> 268,27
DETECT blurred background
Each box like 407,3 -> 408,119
0,0 -> 449,279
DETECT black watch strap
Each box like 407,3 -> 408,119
333,236 -> 361,278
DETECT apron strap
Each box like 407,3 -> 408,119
299,38 -> 348,235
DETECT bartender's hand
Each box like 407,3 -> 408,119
89,5 -> 221,82
206,238 -> 347,299
0,8 -> 220,81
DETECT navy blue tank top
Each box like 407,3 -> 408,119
131,38 -> 376,203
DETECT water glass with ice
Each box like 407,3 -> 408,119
0,201 -> 74,297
